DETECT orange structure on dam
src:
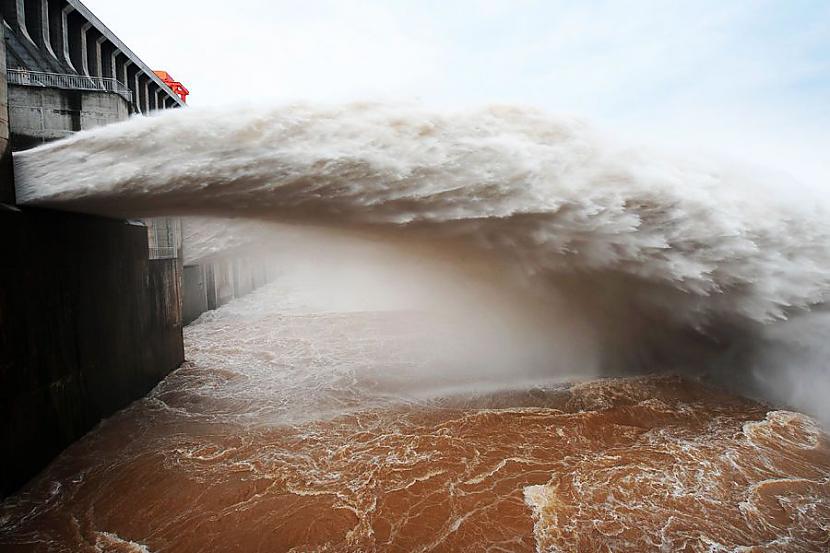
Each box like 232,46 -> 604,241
154,71 -> 190,103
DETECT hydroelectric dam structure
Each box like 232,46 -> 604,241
0,1 -> 269,498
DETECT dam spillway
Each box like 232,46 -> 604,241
0,2 -> 270,497
2,2 -> 830,551
0,4 -> 187,497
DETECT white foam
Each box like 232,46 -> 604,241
14,103 -> 830,324
13,103 -> 830,416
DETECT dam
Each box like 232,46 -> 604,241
0,1 -> 269,498
1,2 -> 830,551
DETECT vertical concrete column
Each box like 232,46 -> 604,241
100,41 -> 115,79
39,0 -> 58,60
1,19 -> 16,204
79,21 -> 92,76
61,5 -> 75,70
13,0 -> 37,46
119,57 -> 130,87
94,36 -> 106,78
124,60 -> 138,111
141,78 -> 149,113
135,73 -> 144,113
133,73 -> 142,113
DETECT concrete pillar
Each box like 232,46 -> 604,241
38,0 -> 58,60
21,0 -> 42,48
79,21 -> 92,76
1,0 -> 20,30
100,40 -> 115,79
93,35 -> 106,78
60,4 -> 75,70
134,73 -> 143,113
141,77 -> 150,113
47,0 -> 65,60
84,28 -> 102,78
12,0 -> 37,47
1,20 -> 16,204
125,60 -> 137,107
118,55 -> 129,87
65,7 -> 84,72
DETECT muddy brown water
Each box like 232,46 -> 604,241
2,284 -> 828,552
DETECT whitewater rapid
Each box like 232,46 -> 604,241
12,103 -> 830,414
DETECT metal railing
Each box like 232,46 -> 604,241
147,217 -> 181,260
149,246 -> 178,260
6,69 -> 133,103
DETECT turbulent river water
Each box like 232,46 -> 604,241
3,103 -> 830,551
1,277 -> 829,552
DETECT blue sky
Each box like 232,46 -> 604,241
82,0 -> 829,182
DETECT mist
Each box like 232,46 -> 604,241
185,221 -> 601,400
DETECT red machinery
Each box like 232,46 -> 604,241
154,71 -> 190,103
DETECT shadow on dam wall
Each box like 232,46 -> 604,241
0,206 -> 185,498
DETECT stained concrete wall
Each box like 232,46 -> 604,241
0,207 -> 185,498
8,85 -> 130,150
183,264 -> 209,324
0,5 -> 188,501
1,21 -> 15,204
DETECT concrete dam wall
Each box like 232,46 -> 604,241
182,258 -> 274,325
8,86 -> 130,150
0,8 -> 272,498
0,207 -> 185,497
1,11 -> 185,498
0,23 -> 13,204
